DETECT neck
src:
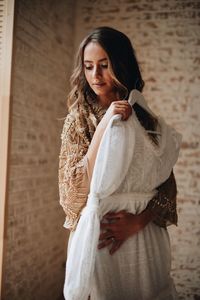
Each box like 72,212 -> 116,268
97,92 -> 118,108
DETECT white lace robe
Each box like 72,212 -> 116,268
64,90 -> 182,300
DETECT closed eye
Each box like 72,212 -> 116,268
84,64 -> 108,70
84,65 -> 93,70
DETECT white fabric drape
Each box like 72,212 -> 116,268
64,112 -> 135,300
63,90 -> 182,300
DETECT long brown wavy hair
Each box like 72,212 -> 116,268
68,26 -> 158,143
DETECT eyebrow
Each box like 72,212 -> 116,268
84,58 -> 108,63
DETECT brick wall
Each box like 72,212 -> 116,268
2,0 -> 200,299
73,0 -> 200,299
2,0 -> 75,299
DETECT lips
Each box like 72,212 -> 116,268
93,82 -> 106,86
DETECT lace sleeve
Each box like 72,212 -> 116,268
58,113 -> 90,231
147,170 -> 178,228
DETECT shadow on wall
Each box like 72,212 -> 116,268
2,0 -> 75,300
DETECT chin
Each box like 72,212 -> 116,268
94,90 -> 105,96
93,89 -> 110,97
90,85 -> 114,98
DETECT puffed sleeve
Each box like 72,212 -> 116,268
147,170 -> 178,228
58,112 -> 91,231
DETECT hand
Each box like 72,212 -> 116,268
86,100 -> 132,177
102,100 -> 132,125
98,209 -> 154,255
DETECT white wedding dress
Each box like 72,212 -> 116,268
63,90 -> 182,300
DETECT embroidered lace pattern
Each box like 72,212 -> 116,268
58,98 -> 106,230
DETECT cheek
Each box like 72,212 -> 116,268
103,70 -> 113,83
105,74 -> 114,86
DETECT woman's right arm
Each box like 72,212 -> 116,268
58,114 -> 106,232
58,113 -> 90,231
58,101 -> 132,231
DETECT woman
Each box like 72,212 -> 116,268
58,27 -> 182,300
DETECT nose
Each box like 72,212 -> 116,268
93,65 -> 102,79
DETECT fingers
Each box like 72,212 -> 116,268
102,210 -> 127,221
99,230 -> 113,240
100,222 -> 118,233
110,101 -> 132,121
98,238 -> 113,250
100,211 -> 129,231
120,106 -> 132,121
109,240 -> 123,255
98,236 -> 124,255
112,100 -> 130,106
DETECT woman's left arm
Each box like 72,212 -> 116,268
146,170 -> 177,227
98,170 -> 178,254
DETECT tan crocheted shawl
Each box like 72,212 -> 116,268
58,96 -> 106,230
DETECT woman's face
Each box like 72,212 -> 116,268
83,42 -> 115,100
